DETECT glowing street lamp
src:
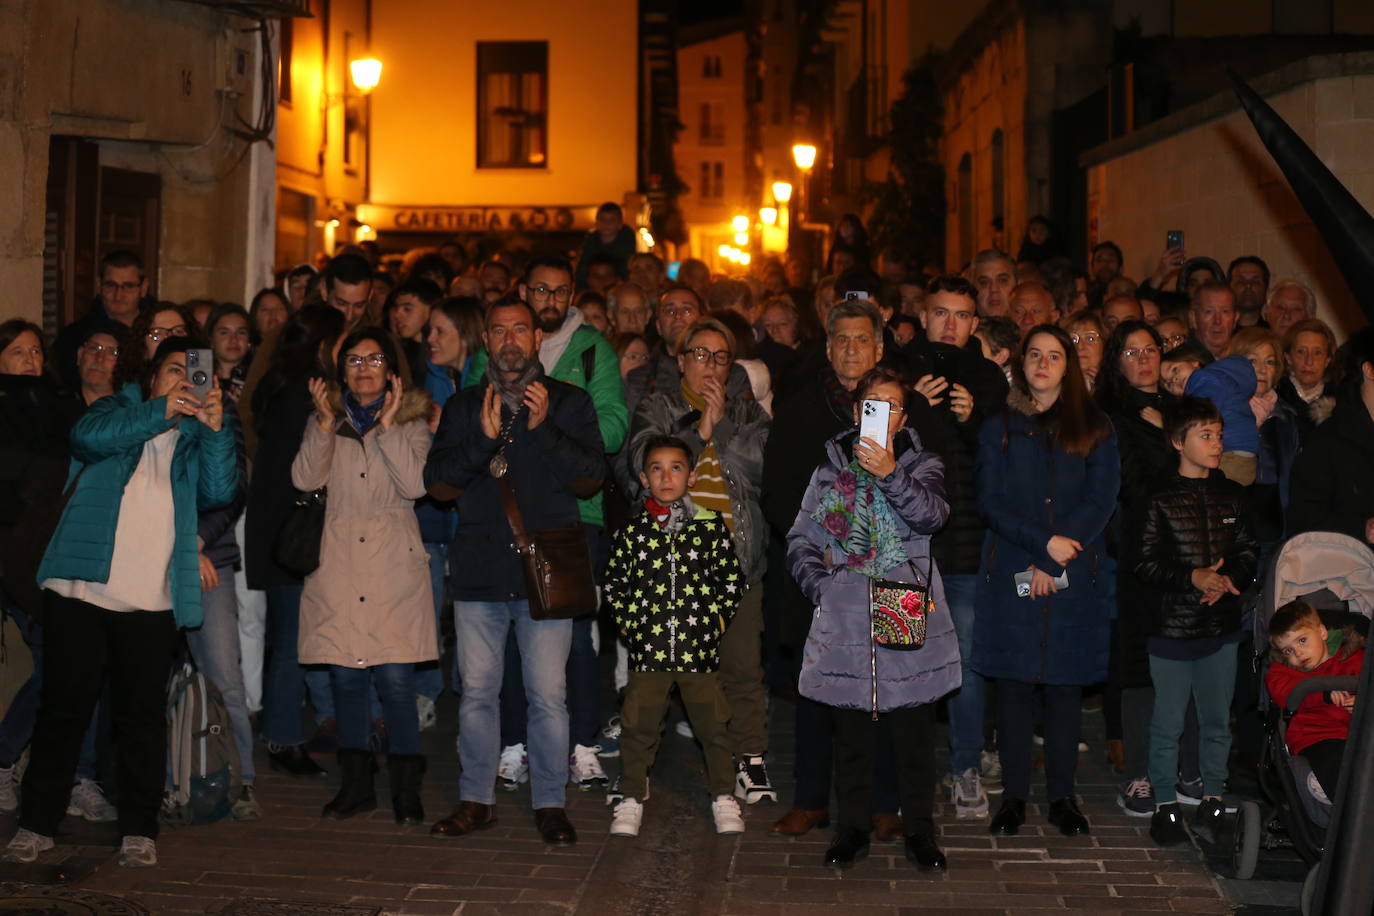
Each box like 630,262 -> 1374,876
718,244 -> 732,257
771,181 -> 793,204
792,143 -> 817,170
760,207 -> 777,225
349,58 -> 383,94
731,214 -> 750,233
734,231 -> 749,246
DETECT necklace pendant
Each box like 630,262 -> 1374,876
489,451 -> 508,478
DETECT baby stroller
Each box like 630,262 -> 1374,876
1231,531 -> 1374,911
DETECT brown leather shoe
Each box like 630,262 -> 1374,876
769,807 -> 829,836
430,801 -> 497,837
1105,739 -> 1126,774
872,812 -> 903,842
534,807 -> 577,846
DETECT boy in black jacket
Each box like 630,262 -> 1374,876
1134,397 -> 1258,847
603,435 -> 744,838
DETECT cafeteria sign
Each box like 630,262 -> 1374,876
371,205 -> 596,233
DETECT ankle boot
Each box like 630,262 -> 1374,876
388,754 -> 426,825
322,748 -> 377,819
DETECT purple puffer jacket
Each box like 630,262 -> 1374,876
786,428 -> 962,713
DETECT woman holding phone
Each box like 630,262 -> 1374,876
973,324 -> 1119,838
786,367 -> 961,872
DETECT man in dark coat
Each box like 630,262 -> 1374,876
425,300 -> 605,848
1288,327 -> 1374,545
900,275 -> 1009,817
54,249 -> 151,389
574,202 -> 636,290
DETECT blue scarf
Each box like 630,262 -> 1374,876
810,460 -> 908,578
343,390 -> 386,435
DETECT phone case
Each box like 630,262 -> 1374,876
859,399 -> 891,450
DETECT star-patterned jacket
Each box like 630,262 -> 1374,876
604,503 -> 743,673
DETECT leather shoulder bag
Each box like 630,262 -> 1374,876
499,477 -> 596,620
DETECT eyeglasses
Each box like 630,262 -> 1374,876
1122,346 -> 1161,360
528,284 -> 572,302
1162,334 -> 1188,349
621,351 -> 649,364
686,346 -> 731,366
344,353 -> 388,369
82,343 -> 120,359
147,325 -> 187,342
101,280 -> 142,294
1070,333 -> 1101,346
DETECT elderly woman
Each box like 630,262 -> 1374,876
6,337 -> 237,868
1063,310 -> 1106,391
626,316 -> 774,801
786,367 -> 960,872
1277,317 -> 1337,438
293,325 -> 436,824
975,325 -> 1119,838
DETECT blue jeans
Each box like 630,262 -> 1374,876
456,600 -> 571,809
0,600 -> 98,779
185,567 -> 256,782
262,582 -> 307,747
414,542 -> 451,702
330,663 -> 420,756
500,616 -> 597,749
943,574 -> 984,774
1149,646 -> 1237,802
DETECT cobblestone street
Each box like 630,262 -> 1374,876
0,690 -> 1253,915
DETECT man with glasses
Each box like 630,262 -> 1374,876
74,321 -> 127,407
426,298 -> 606,847
465,255 -> 627,793
625,316 -> 774,807
55,250 -> 150,389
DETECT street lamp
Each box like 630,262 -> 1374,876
791,144 -> 817,170
349,58 -> 383,94
771,181 -> 793,204
760,207 -> 777,225
731,214 -> 750,233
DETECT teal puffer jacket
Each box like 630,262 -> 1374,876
36,383 -> 239,628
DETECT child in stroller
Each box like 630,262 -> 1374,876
1265,599 -> 1365,803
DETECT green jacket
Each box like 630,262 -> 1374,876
467,324 -> 626,526
36,383 -> 239,628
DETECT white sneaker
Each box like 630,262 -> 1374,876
118,835 -> 157,867
416,695 -> 437,732
610,797 -> 643,837
598,716 -> 622,758
952,767 -> 989,819
497,743 -> 529,790
67,777 -> 118,822
734,755 -> 777,805
569,744 -> 609,790
675,719 -> 695,739
979,749 -> 1003,792
2,828 -> 53,863
0,763 -> 18,812
606,775 -> 649,807
712,794 -> 745,834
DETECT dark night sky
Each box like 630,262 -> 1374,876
679,0 -> 746,27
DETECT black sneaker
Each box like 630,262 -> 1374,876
735,755 -> 778,804
1150,802 -> 1189,847
1193,796 -> 1226,842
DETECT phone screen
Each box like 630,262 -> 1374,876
859,399 -> 891,450
1166,229 -> 1184,250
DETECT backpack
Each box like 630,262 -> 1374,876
163,659 -> 240,826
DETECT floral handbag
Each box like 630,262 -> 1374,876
869,554 -> 934,650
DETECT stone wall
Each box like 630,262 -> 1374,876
1084,54 -> 1374,337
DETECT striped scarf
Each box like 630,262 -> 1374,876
680,380 -> 734,531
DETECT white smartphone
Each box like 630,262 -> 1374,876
1014,568 -> 1070,597
859,398 -> 891,450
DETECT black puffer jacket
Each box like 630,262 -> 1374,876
1134,470 -> 1259,639
1287,397 -> 1374,544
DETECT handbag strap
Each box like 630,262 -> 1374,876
905,549 -> 934,589
498,477 -> 531,549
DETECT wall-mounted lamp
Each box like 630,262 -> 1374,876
349,58 -> 383,94
771,181 -> 793,204
760,207 -> 778,225
792,144 -> 817,170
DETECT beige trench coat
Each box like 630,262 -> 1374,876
291,389 -> 438,667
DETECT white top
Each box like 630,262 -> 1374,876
45,428 -> 180,613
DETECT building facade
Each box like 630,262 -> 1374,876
3,0 -> 282,330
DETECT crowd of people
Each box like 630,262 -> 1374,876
0,199 -> 1370,874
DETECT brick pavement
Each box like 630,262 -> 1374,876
1,692 -> 1237,914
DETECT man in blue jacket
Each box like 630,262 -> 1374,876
424,299 -> 606,847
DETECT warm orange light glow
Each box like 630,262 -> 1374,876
771,181 -> 793,204
792,144 -> 817,170
349,58 -> 383,93
760,207 -> 777,225
734,232 -> 749,246
718,244 -> 732,257
731,214 -> 750,232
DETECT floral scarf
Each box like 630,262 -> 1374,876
810,459 -> 908,578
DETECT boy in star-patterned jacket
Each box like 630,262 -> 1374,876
603,435 -> 744,836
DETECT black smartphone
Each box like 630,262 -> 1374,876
185,348 -> 214,404
1166,229 -> 1184,250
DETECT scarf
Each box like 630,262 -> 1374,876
343,390 -> 386,435
1250,387 -> 1279,427
679,380 -> 734,530
486,357 -> 541,412
810,458 -> 908,578
539,306 -> 584,374
822,366 -> 857,425
646,494 -> 695,534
